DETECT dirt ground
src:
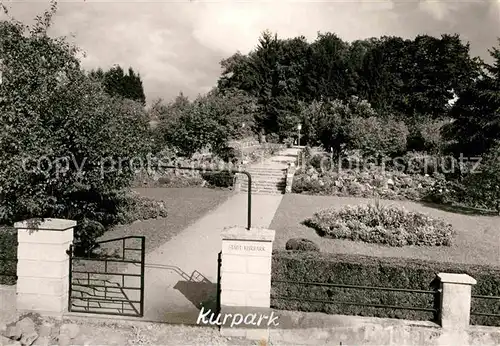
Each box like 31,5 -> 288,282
0,313 -> 266,346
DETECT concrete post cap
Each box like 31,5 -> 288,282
221,226 -> 275,241
437,273 -> 477,285
14,218 -> 77,231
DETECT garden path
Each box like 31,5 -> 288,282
112,149 -> 303,323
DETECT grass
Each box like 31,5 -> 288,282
269,194 -> 500,267
97,187 -> 233,254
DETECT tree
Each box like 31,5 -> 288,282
303,32 -> 353,102
443,39 -> 500,157
156,88 -> 259,157
161,99 -> 229,158
0,3 -> 151,253
89,65 -> 146,105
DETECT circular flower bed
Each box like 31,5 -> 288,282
304,202 -> 455,246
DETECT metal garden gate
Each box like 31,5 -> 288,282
68,236 -> 145,317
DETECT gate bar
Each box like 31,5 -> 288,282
158,165 -> 252,230
139,236 -> 145,317
67,244 -> 73,313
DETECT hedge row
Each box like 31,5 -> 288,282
271,251 -> 500,326
0,227 -> 17,285
134,170 -> 235,189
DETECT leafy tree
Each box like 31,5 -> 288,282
303,32 -> 353,102
201,88 -> 259,138
89,65 -> 146,105
400,34 -> 481,119
345,116 -> 409,158
160,99 -> 229,158
156,88 -> 259,157
0,3 -> 151,254
307,96 -> 378,153
443,39 -> 500,157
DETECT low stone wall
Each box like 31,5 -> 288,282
270,310 -> 500,345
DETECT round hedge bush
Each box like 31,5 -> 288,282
285,238 -> 320,252
304,203 -> 455,247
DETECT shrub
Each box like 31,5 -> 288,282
0,11 -> 152,253
407,118 -> 448,154
116,193 -> 168,224
201,171 -> 235,188
304,201 -> 455,246
0,226 -> 17,285
271,251 -> 500,326
266,133 -> 280,144
291,166 -> 438,201
284,137 -> 294,148
285,238 -> 320,252
461,142 -> 500,213
344,116 -> 409,158
309,154 -> 332,172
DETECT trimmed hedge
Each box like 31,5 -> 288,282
201,171 -> 235,188
271,251 -> 500,326
0,227 -> 17,285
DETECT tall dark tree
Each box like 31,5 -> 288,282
303,32 -> 353,102
89,65 -> 146,106
444,39 -> 500,157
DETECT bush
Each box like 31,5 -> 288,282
116,193 -> 168,224
285,238 -> 320,252
266,133 -> 280,144
271,251 -> 500,326
309,154 -> 332,172
284,137 -> 294,148
0,226 -> 17,285
201,171 -> 235,188
0,12 -> 153,253
291,166 -> 438,201
407,118 -> 448,154
304,201 -> 455,246
345,116 -> 409,158
460,142 -> 500,213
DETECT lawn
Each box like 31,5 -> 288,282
69,187 -> 233,291
98,187 -> 233,255
269,194 -> 500,267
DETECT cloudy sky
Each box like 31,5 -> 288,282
1,0 -> 499,104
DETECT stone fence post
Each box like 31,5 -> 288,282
220,227 -> 275,341
437,273 -> 477,329
15,218 -> 76,317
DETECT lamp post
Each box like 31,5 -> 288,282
241,123 -> 245,163
297,123 -> 302,147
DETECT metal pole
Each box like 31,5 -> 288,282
139,236 -> 146,317
67,244 -> 73,312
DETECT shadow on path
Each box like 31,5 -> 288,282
145,264 -> 217,311
417,201 -> 498,217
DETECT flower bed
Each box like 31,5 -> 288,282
304,202 -> 455,247
292,166 -> 438,201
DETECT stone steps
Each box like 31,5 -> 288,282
236,167 -> 287,194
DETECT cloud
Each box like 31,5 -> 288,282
1,0 -> 498,103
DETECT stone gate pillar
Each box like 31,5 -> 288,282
15,218 -> 76,317
437,273 -> 476,329
220,226 -> 275,341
